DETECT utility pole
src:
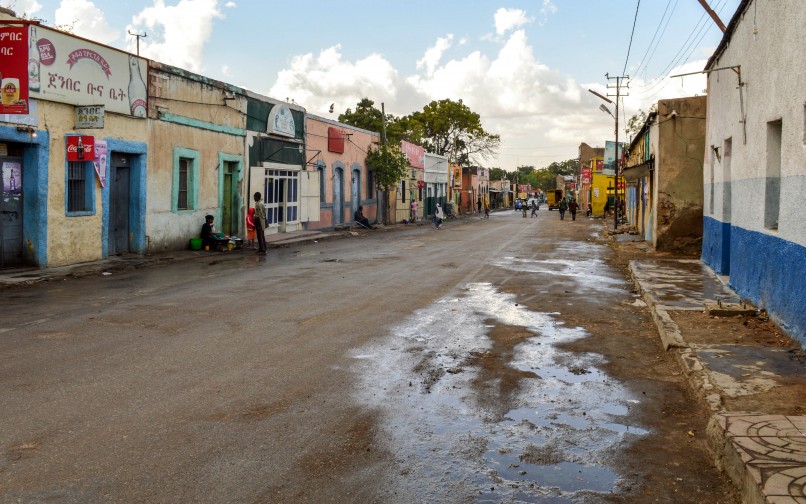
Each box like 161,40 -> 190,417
128,30 -> 147,56
606,73 -> 629,230
380,103 -> 388,225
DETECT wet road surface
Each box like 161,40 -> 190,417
0,210 -> 738,503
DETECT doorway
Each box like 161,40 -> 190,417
221,161 -> 239,235
333,166 -> 344,225
263,169 -> 299,233
109,153 -> 131,255
1,153 -> 24,267
351,169 -> 360,222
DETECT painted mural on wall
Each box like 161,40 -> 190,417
268,103 -> 295,137
27,24 -> 148,117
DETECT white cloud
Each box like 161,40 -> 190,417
268,44 -> 405,117
54,0 -> 119,44
416,34 -> 453,76
539,0 -> 557,25
494,8 -> 533,36
10,0 -> 42,17
221,64 -> 231,77
126,0 -> 223,73
224,1 -> 235,7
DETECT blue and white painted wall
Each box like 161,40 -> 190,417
702,0 -> 806,346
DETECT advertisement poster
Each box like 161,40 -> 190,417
604,141 -> 626,175
401,140 -> 425,169
0,27 -> 30,114
28,25 -> 148,117
581,168 -> 591,185
94,140 -> 107,187
2,161 -> 22,194
66,135 -> 95,161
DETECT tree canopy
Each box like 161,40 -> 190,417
408,99 -> 500,165
365,143 -> 409,193
338,98 -> 410,145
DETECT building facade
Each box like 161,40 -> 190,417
423,152 -> 448,218
702,0 -> 806,345
305,115 -> 379,229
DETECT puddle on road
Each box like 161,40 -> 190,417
351,283 -> 646,502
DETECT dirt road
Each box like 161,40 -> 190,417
0,210 -> 737,502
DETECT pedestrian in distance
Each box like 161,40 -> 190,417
433,203 -> 444,229
410,199 -> 418,223
477,197 -> 482,214
586,203 -> 592,217
253,192 -> 267,255
484,198 -> 490,219
604,199 -> 611,218
569,198 -> 579,221
558,199 -> 568,220
530,200 -> 538,218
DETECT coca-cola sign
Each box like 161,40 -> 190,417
66,135 -> 95,161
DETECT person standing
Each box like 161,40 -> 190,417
569,199 -> 579,221
484,198 -> 490,219
246,207 -> 256,249
410,199 -> 418,223
477,197 -> 482,214
434,203 -> 444,229
253,192 -> 267,255
558,198 -> 568,220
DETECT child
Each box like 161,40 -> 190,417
246,207 -> 256,249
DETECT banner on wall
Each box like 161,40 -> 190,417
94,140 -> 107,187
28,25 -> 148,117
0,27 -> 30,114
401,140 -> 424,169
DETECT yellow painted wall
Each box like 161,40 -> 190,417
41,101 -> 148,266
589,172 -> 623,217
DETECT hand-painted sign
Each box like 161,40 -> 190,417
66,135 -> 95,161
76,105 -> 104,128
0,27 -> 30,114
401,140 -> 424,169
268,103 -> 296,137
29,25 -> 148,117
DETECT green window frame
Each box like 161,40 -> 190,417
172,147 -> 200,212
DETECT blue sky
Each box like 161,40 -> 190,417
7,0 -> 742,169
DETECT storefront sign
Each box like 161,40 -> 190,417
66,135 -> 95,161
401,140 -> 424,169
0,98 -> 38,126
28,25 -> 148,117
76,104 -> 104,128
581,168 -> 591,185
452,166 -> 461,188
267,103 -> 296,137
0,27 -> 30,115
93,139 -> 107,187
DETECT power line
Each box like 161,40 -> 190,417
632,0 -> 677,78
622,0 -> 642,75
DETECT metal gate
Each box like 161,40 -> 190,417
1,156 -> 23,267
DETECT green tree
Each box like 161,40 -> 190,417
544,159 -> 578,176
489,167 -> 508,182
626,104 -> 657,140
408,99 -> 500,165
338,98 -> 410,145
365,143 -> 409,225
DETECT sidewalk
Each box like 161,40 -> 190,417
627,254 -> 806,503
0,229 -> 346,288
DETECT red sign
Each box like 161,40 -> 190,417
581,168 -> 591,185
327,127 -> 345,153
0,27 -> 30,115
417,180 -> 425,189
66,135 -> 95,161
400,140 -> 424,169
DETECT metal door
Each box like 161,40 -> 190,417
222,162 -> 236,235
1,157 -> 23,267
351,169 -> 360,221
333,167 -> 343,225
109,154 -> 131,255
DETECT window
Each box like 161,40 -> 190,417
317,162 -> 326,203
722,138 -> 732,222
67,161 -> 91,213
172,148 -> 199,212
401,180 -> 406,202
177,158 -> 190,210
765,120 -> 782,230
366,169 -> 374,199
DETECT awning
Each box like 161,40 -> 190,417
623,158 -> 654,181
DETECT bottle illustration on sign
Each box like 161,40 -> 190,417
9,170 -> 16,192
28,26 -> 40,93
77,136 -> 85,160
128,56 -> 147,117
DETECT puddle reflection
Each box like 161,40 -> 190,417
351,283 -> 646,502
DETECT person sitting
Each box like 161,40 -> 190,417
200,215 -> 216,250
354,205 -> 372,229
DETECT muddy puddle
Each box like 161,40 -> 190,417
351,278 -> 647,502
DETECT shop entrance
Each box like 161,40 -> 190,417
221,161 -> 239,236
263,169 -> 299,233
109,153 -> 131,255
1,152 -> 23,268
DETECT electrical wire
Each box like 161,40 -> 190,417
622,0 -> 642,76
632,0 -> 678,78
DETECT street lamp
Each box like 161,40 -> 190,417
589,88 -> 621,230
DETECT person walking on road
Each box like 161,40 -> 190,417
569,199 -> 579,221
484,198 -> 490,219
433,203 -> 444,229
530,200 -> 538,218
253,192 -> 267,255
477,197 -> 482,214
558,198 -> 568,220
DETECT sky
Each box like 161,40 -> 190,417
5,0 -> 742,170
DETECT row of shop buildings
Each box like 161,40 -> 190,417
570,0 -> 806,346
0,10 -> 509,271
